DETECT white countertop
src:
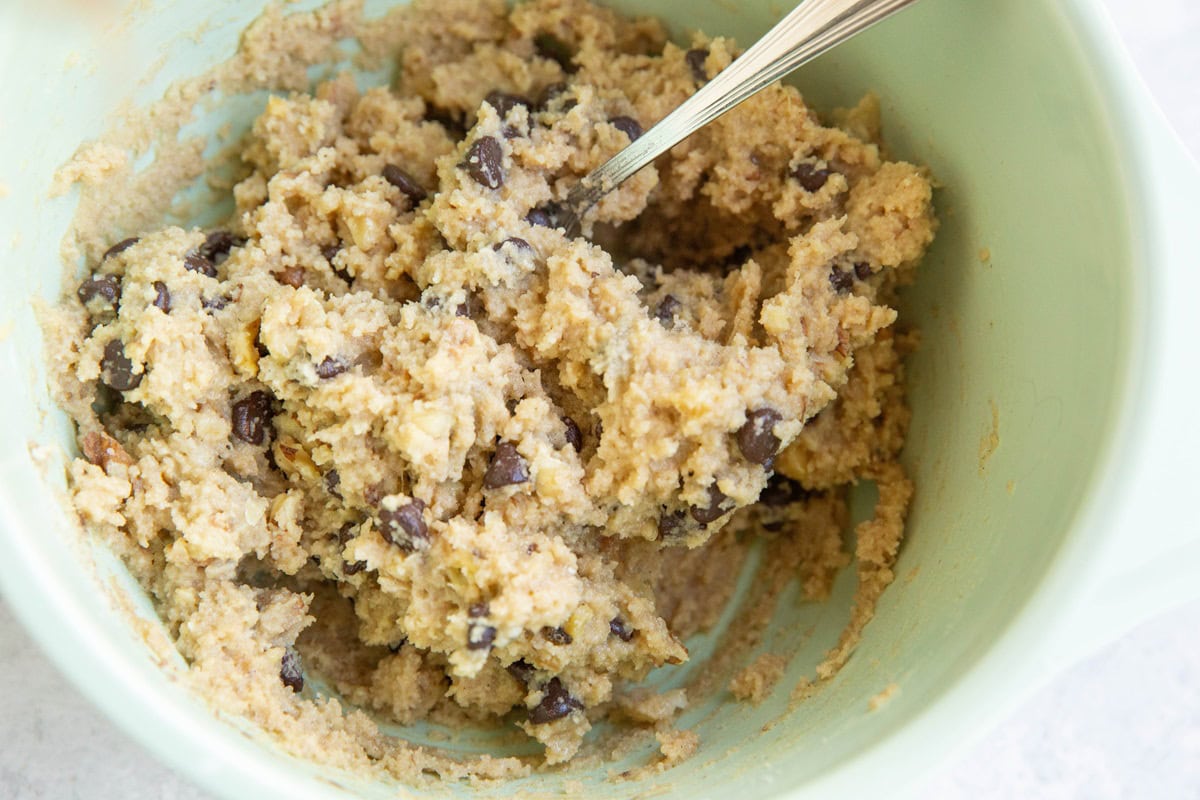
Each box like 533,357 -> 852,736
2,1 -> 1197,797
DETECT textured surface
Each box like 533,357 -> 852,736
1,0 -> 1197,797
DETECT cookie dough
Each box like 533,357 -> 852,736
45,0 -> 935,779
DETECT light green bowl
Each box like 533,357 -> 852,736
0,1 -> 1197,798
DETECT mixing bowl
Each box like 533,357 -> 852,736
0,0 -> 1197,797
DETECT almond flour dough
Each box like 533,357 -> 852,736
45,0 -> 935,781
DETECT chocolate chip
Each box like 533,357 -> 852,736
528,677 -> 583,724
315,356 -> 347,379
336,521 -> 357,544
203,295 -> 229,312
324,469 -> 341,497
469,602 -> 489,618
738,407 -> 783,466
378,499 -> 428,552
609,116 -> 643,142
830,267 -> 854,294
184,252 -> 217,278
562,416 -> 582,451
198,230 -> 244,265
483,441 -> 529,489
853,261 -> 872,280
467,622 -> 496,651
231,390 -> 274,445
100,340 -> 141,392
507,659 -> 536,685
484,91 -> 531,118
77,275 -> 121,308
526,204 -> 561,228
463,137 -> 504,190
686,48 -> 709,82
382,164 -> 427,205
538,82 -> 568,109
503,125 -> 523,140
793,162 -> 831,193
534,33 -> 576,73
321,244 -> 341,263
655,294 -> 681,325
658,509 -> 689,539
760,474 -> 811,507
542,626 -> 572,645
280,649 -> 304,693
493,237 -> 534,257
609,616 -> 635,642
102,237 -> 139,261
343,560 -> 368,575
691,484 -> 731,525
276,266 -> 305,288
364,483 -> 384,507
152,281 -> 171,312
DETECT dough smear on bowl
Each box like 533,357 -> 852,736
45,0 -> 935,780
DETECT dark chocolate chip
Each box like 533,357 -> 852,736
686,48 -> 709,82
526,203 -> 562,228
463,136 -> 505,190
467,622 -> 497,651
830,267 -> 854,294
343,560 -> 368,575
77,275 -> 121,308
277,266 -> 305,288
793,162 -> 831,193
203,295 -> 229,312
759,474 -> 811,507
152,281 -> 171,313
538,82 -> 568,109
609,116 -> 643,142
483,441 -> 529,489
691,484 -> 731,525
484,90 -> 531,118
102,237 -> 139,261
184,252 -> 218,278
382,164 -> 428,205
378,499 -> 428,552
853,261 -> 872,280
503,125 -> 523,140
321,244 -> 341,263
534,33 -> 576,73
562,416 -> 582,451
528,677 -> 583,724
493,237 -> 534,256
100,340 -> 142,392
198,230 -> 245,265
737,407 -> 783,466
469,602 -> 490,618
658,509 -> 689,539
231,390 -> 274,445
315,356 -> 347,379
324,469 -> 341,497
609,616 -> 635,642
364,483 -> 384,507
279,649 -> 304,692
336,521 -> 357,544
507,659 -> 536,685
542,626 -> 573,646
655,294 -> 681,325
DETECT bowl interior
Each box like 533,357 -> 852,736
0,0 -> 1133,797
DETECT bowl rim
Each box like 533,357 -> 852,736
0,0 -> 1171,797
